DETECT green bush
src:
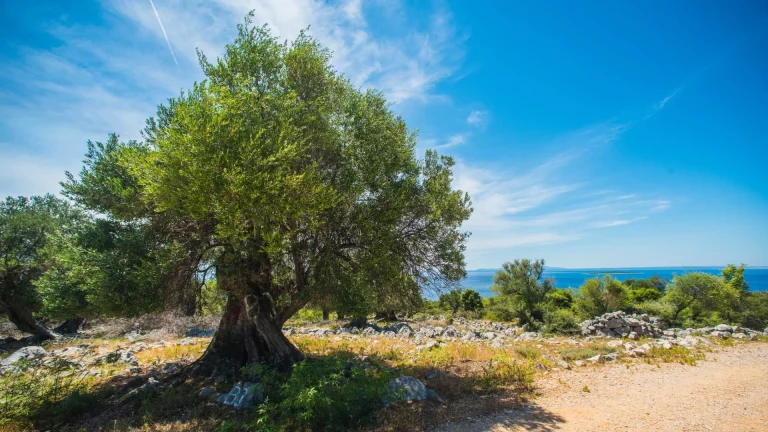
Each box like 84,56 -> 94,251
248,356 -> 392,431
542,308 -> 581,335
628,287 -> 662,304
545,289 -> 574,309
461,289 -> 484,312
483,299 -> 517,322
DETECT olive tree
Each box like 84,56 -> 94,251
0,195 -> 86,339
63,19 -> 471,371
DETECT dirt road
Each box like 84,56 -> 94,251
437,343 -> 768,432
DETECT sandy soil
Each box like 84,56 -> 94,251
437,343 -> 768,432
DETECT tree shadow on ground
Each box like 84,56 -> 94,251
19,348 -> 550,432
435,403 -> 566,432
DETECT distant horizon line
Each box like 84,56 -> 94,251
468,265 -> 768,272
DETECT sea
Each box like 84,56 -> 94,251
460,267 -> 768,298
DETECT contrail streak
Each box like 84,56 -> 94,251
148,0 -> 178,65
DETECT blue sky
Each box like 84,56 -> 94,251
1,0 -> 766,268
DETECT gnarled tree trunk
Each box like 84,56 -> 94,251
0,297 -> 56,340
193,251 -> 305,374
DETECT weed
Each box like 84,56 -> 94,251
558,344 -> 616,361
582,385 -> 590,393
646,346 -> 705,365
514,346 -> 541,360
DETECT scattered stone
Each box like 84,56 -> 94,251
605,352 -> 618,362
186,328 -> 215,337
388,376 -> 427,403
586,354 -> 602,364
425,388 -> 443,403
580,311 -> 662,338
491,339 -> 505,349
732,333 -> 748,340
574,360 -> 585,367
557,360 -> 571,370
199,387 -> 217,400
178,338 -> 197,346
714,324 -> 733,333
218,382 -> 263,409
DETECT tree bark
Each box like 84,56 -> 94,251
322,308 -> 330,321
196,291 -> 304,373
193,252 -> 304,374
0,298 -> 56,340
53,317 -> 85,334
375,310 -> 397,321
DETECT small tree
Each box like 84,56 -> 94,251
439,289 -> 464,313
491,259 -> 554,326
663,272 -> 729,324
575,276 -> 628,319
461,289 -> 483,312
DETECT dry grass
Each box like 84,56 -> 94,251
3,317 -> 748,432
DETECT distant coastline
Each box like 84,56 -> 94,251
461,266 -> 768,296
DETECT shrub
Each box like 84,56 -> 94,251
545,289 -> 574,309
575,276 -> 628,319
0,357 -> 92,429
628,287 -> 662,304
248,356 -> 392,431
461,289 -> 484,312
478,357 -> 534,393
514,346 -> 541,360
542,308 -> 581,335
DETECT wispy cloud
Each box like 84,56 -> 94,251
0,0 -> 467,198
433,134 -> 468,150
467,110 -> 488,127
454,122 -> 670,266
654,88 -> 681,112
148,0 -> 178,65
592,217 -> 648,228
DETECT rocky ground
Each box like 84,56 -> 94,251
437,342 -> 768,432
1,312 -> 766,431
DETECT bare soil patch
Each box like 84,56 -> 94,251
437,342 -> 768,432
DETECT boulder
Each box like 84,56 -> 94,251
714,324 -> 733,333
0,346 -> 47,373
442,326 -> 459,339
388,376 -> 427,402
